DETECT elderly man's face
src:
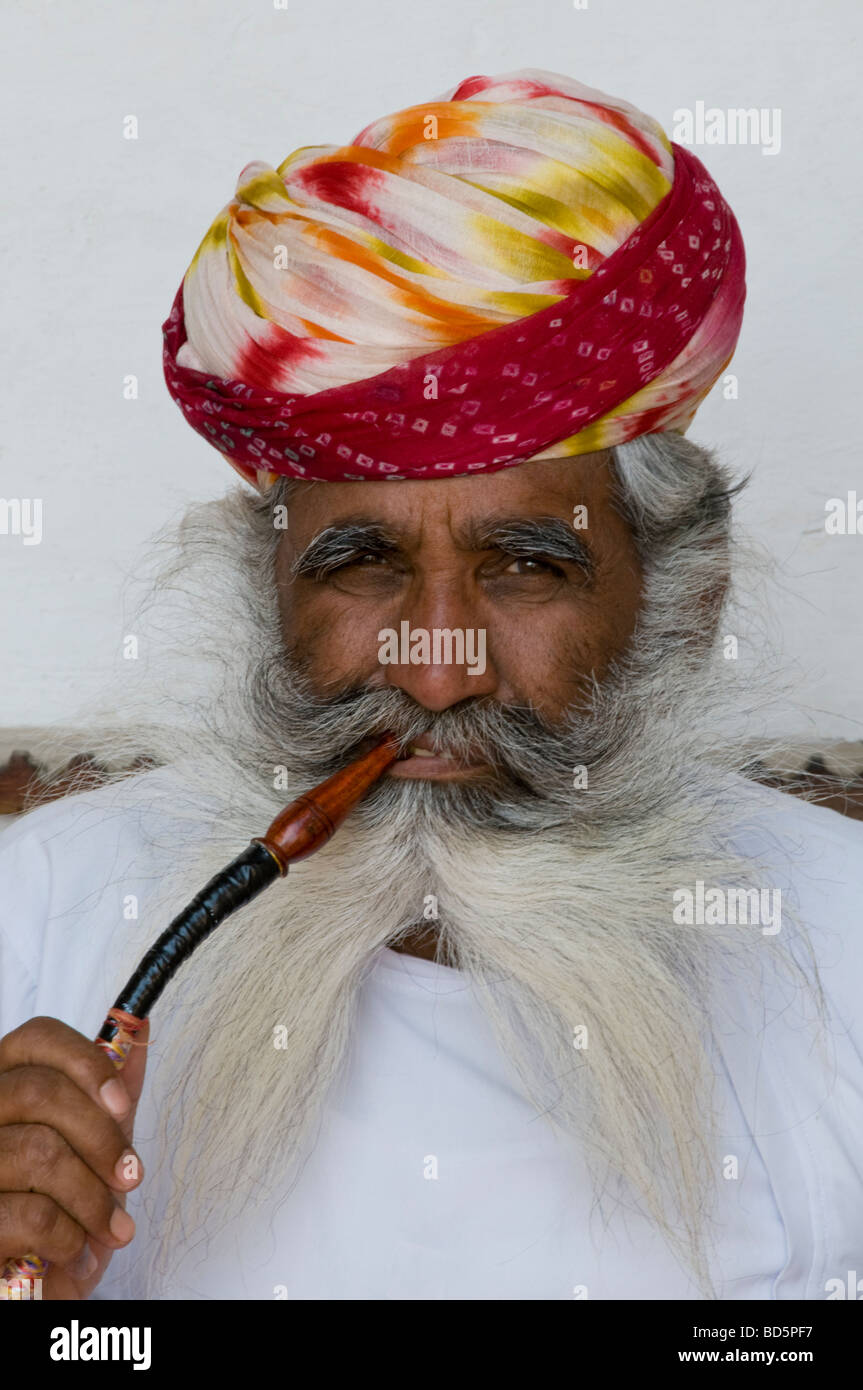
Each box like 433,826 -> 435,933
275,452 -> 643,781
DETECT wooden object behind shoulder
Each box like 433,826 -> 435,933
0,748 -> 152,815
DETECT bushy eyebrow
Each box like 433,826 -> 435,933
290,514 -> 593,578
290,523 -> 399,578
465,517 -> 593,572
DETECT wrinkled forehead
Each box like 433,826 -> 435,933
281,451 -> 618,540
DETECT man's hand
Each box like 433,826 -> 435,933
0,1015 -> 148,1299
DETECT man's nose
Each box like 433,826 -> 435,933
380,579 -> 498,711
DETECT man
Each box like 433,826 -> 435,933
0,69 -> 861,1301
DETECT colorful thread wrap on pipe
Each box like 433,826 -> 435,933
161,67 -> 746,490
0,734 -> 400,1293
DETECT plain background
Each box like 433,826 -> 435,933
0,0 -> 860,738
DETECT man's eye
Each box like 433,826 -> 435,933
320,552 -> 403,593
503,556 -> 565,578
325,553 -> 390,574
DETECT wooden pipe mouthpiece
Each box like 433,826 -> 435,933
253,733 -> 400,872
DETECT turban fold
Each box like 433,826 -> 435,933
162,69 -> 746,490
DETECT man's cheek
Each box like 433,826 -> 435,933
498,612 -> 591,674
294,603 -> 384,679
506,614 -> 611,714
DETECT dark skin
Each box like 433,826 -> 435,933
275,451 -> 645,959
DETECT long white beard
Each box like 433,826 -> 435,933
116,757 -> 815,1301
39,487 -> 823,1298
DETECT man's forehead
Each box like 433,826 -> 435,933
287,452 -> 613,537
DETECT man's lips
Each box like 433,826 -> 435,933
388,734 -> 491,780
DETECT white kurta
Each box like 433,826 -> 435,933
0,769 -> 861,1300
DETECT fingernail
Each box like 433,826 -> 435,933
110,1207 -> 136,1243
69,1243 -> 98,1279
99,1079 -> 130,1117
115,1151 -> 143,1185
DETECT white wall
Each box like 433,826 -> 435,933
1,0 -> 861,738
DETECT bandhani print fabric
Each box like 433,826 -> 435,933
162,68 -> 746,490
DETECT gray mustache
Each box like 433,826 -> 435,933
258,664 -> 572,786
265,675 -> 608,806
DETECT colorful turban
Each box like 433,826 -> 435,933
162,68 -> 746,490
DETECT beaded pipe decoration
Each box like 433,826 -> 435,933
1,732 -> 400,1293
